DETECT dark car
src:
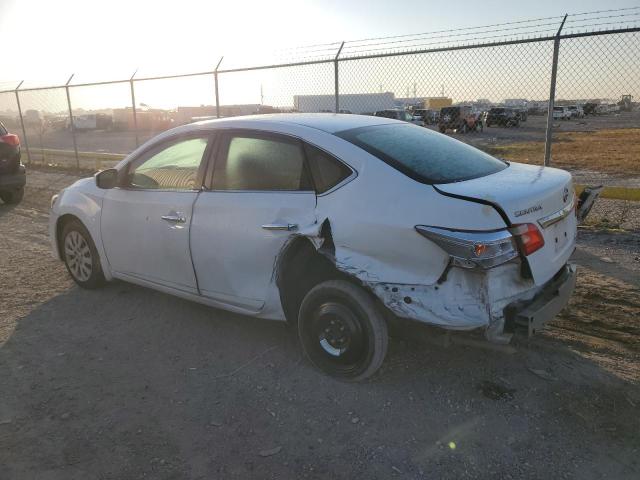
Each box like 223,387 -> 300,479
0,122 -> 25,204
485,107 -> 520,127
515,108 -> 528,122
438,106 -> 481,133
374,109 -> 419,123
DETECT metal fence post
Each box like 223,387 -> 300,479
544,14 -> 567,166
130,69 -> 139,147
334,42 -> 345,113
215,56 -> 224,118
14,81 -> 31,165
65,74 -> 80,169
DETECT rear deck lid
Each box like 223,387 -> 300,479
435,162 -> 577,285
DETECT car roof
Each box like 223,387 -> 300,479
191,113 -> 396,134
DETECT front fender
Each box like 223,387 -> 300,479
49,179 -> 112,281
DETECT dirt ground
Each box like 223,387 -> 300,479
1,169 -> 639,479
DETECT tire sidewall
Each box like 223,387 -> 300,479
298,280 -> 388,381
0,187 -> 24,204
61,220 -> 105,289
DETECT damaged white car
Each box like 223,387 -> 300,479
49,114 -> 593,380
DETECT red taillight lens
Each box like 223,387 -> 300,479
512,223 -> 545,256
0,133 -> 20,146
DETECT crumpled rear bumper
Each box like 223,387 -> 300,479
504,263 -> 577,337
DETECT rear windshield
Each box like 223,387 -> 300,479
336,123 -> 507,184
489,108 -> 505,113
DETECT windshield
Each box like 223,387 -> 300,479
336,123 -> 507,184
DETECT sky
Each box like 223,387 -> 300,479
1,0 -> 638,85
0,0 -> 638,111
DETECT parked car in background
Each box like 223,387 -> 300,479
515,108 -> 528,122
71,113 -> 114,131
374,109 -> 422,125
49,114 -> 592,380
566,105 -> 584,118
583,102 -> 598,115
413,109 -> 439,125
553,106 -> 571,120
485,107 -> 520,127
0,122 -> 25,204
438,106 -> 480,133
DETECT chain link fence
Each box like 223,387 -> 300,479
1,11 -> 638,184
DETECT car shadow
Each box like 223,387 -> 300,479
0,202 -> 19,217
1,282 -> 639,478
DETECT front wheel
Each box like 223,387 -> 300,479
0,187 -> 24,204
61,219 -> 105,289
298,280 -> 388,381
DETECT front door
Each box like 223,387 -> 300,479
190,130 -> 317,310
101,134 -> 211,293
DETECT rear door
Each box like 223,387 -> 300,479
190,130 -> 317,311
100,133 -> 212,293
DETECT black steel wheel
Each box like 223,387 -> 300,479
298,280 -> 388,381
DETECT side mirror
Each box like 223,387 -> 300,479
95,168 -> 118,189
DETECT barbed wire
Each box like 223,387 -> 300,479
268,7 -> 639,62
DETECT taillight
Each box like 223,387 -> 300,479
415,225 -> 518,269
0,133 -> 20,146
510,223 -> 545,256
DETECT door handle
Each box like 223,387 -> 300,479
161,214 -> 187,223
262,223 -> 298,231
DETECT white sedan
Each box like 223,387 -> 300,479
50,114 -> 586,380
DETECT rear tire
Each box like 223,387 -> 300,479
61,219 -> 106,289
298,280 -> 388,381
0,187 -> 24,204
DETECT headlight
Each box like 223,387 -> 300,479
50,194 -> 59,209
415,225 -> 518,269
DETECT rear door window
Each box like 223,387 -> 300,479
304,144 -> 352,194
212,133 -> 312,191
336,123 -> 507,184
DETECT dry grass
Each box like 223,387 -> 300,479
485,128 -> 640,176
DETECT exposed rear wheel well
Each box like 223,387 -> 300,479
276,237 -> 353,326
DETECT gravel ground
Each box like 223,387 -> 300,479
1,169 -> 639,479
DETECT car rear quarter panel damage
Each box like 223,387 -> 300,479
275,136 -> 536,339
